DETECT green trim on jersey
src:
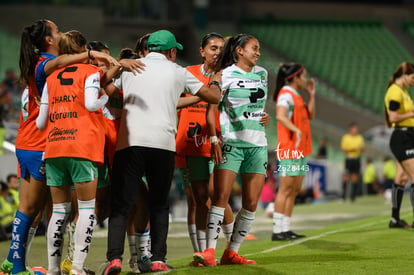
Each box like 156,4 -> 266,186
219,65 -> 268,147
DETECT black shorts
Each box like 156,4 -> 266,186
389,128 -> 414,162
345,158 -> 361,174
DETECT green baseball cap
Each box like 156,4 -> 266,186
147,30 -> 183,51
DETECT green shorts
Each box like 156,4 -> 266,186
185,156 -> 214,182
216,145 -> 268,175
46,157 -> 98,187
276,157 -> 309,177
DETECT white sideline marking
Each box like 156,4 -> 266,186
247,218 -> 390,256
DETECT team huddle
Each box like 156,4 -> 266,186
1,19 -> 315,275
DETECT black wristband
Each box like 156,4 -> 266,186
88,50 -> 95,60
209,81 -> 221,90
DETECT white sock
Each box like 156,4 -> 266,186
272,212 -> 284,234
136,229 -> 151,257
188,224 -> 199,252
127,234 -> 137,261
282,216 -> 291,232
196,229 -> 206,252
72,199 -> 96,273
47,202 -> 71,274
25,226 -> 37,266
206,205 -> 225,250
221,221 -> 234,243
228,208 -> 255,253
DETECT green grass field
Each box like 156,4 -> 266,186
2,195 -> 414,274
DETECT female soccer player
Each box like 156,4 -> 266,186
271,63 -> 315,241
1,19 -> 117,275
194,33 -> 268,266
384,62 -> 414,228
36,30 -> 122,275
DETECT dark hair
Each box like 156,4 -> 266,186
19,19 -> 52,85
387,62 -> 414,89
348,122 -> 357,128
87,41 -> 109,52
0,181 -> 8,192
134,33 -> 151,57
384,62 -> 414,127
6,174 -> 17,183
200,32 -> 223,49
118,48 -> 139,60
272,63 -> 304,101
59,30 -> 87,55
214,33 -> 255,72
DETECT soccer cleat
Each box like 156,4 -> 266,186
32,266 -> 47,275
271,232 -> 290,241
220,249 -> 256,265
189,260 -> 203,267
1,259 -> 13,274
389,219 -> 411,228
193,248 -> 217,266
128,258 -> 139,273
61,258 -> 72,274
284,231 -> 305,239
151,261 -> 171,272
103,259 -> 121,275
137,255 -> 152,273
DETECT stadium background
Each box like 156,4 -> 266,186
1,0 -> 414,199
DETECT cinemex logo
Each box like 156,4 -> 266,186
243,111 -> 264,119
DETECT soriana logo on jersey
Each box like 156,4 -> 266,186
47,127 -> 78,142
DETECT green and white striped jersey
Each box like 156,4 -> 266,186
219,64 -> 268,147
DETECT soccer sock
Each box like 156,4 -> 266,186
391,183 -> 404,221
272,212 -> 284,234
187,224 -> 199,252
67,221 -> 76,260
25,226 -> 38,266
196,229 -> 206,252
127,234 -> 137,261
7,210 -> 34,273
136,229 -> 151,257
351,183 -> 357,201
206,205 -> 225,250
72,199 -> 96,273
47,203 -> 71,274
342,181 -> 347,199
222,221 -> 234,248
227,208 -> 255,253
282,215 -> 291,232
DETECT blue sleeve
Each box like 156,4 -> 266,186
36,59 -> 50,96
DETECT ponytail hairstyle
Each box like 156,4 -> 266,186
213,33 -> 255,72
384,62 -> 414,127
272,63 -> 304,101
134,33 -> 151,58
118,48 -> 139,60
59,30 -> 87,55
386,62 -> 414,89
19,19 -> 52,85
